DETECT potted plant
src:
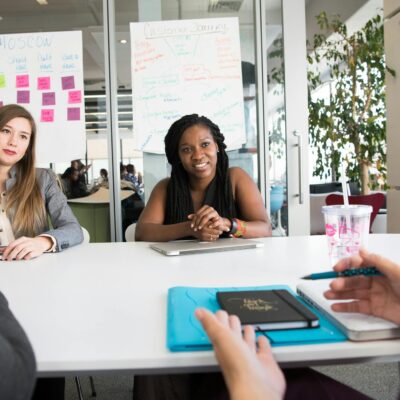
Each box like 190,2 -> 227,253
308,12 -> 390,194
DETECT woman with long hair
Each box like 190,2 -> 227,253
0,104 -> 83,261
135,114 -> 271,241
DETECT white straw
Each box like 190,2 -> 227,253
341,165 -> 349,207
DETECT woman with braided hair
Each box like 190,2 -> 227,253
135,114 -> 271,241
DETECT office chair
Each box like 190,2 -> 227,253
325,193 -> 385,232
270,186 -> 285,236
125,223 -> 136,242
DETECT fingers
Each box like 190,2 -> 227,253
196,227 -> 223,241
195,309 -> 231,347
328,276 -> 372,292
189,206 -> 220,231
257,335 -> 275,362
2,237 -> 45,261
332,252 -> 364,272
330,300 -> 373,315
325,286 -> 372,301
243,325 -> 256,352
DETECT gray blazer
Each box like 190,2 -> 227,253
6,167 -> 84,251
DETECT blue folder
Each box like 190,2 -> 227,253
167,285 -> 346,352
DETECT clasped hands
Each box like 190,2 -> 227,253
188,205 -> 230,241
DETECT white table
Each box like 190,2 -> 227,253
1,234 -> 400,377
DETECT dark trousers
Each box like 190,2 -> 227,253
133,369 -> 373,400
31,378 -> 65,400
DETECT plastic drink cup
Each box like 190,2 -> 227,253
322,205 -> 372,266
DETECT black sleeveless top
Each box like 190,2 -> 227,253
164,177 -> 238,225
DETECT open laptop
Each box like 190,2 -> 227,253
297,280 -> 400,341
150,238 -> 264,256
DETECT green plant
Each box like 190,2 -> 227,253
308,12 -> 389,193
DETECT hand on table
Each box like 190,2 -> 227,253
2,236 -> 53,261
195,308 -> 285,400
188,205 -> 230,238
324,249 -> 400,325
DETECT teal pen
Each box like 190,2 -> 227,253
301,267 -> 383,280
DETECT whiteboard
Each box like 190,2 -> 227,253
0,31 -> 86,163
130,18 -> 245,154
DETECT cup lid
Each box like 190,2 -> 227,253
322,204 -> 372,216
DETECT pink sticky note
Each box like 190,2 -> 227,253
68,90 -> 82,104
17,91 -> 30,104
61,76 -> 75,90
16,74 -> 29,88
67,107 -> 80,121
37,77 -> 51,90
40,109 -> 54,122
42,92 -> 55,106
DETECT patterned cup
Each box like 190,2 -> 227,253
322,205 -> 372,266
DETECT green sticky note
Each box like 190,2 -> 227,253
0,75 -> 5,88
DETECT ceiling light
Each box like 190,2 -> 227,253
36,0 -> 48,5
119,39 -> 128,44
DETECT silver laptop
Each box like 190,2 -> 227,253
297,280 -> 400,341
150,238 -> 264,256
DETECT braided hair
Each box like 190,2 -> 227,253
164,114 -> 236,224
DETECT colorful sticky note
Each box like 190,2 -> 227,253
68,90 -> 82,104
67,107 -> 80,121
37,77 -> 51,90
61,76 -> 75,90
42,92 -> 55,106
40,109 -> 54,123
0,75 -> 5,88
16,74 -> 29,88
17,91 -> 30,104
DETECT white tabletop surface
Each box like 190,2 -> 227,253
1,234 -> 400,376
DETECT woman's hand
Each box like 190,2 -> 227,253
2,236 -> 53,261
190,224 -> 223,242
188,205 -> 230,235
195,308 -> 285,400
324,249 -> 400,325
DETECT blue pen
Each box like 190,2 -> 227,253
301,267 -> 383,280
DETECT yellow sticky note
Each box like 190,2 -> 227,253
0,75 -> 5,88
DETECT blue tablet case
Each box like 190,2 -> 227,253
167,285 -> 346,352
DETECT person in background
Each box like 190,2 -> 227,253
196,248 -> 396,400
137,171 -> 143,187
135,114 -> 271,242
100,168 -> 108,184
0,290 -> 36,400
62,159 -> 91,185
120,163 -> 136,191
61,168 -> 91,199
125,163 -> 139,187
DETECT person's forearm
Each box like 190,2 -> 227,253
240,220 -> 272,238
135,221 -> 193,241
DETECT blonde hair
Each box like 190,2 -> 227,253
0,104 -> 46,237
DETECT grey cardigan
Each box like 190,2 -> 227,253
6,167 -> 84,251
